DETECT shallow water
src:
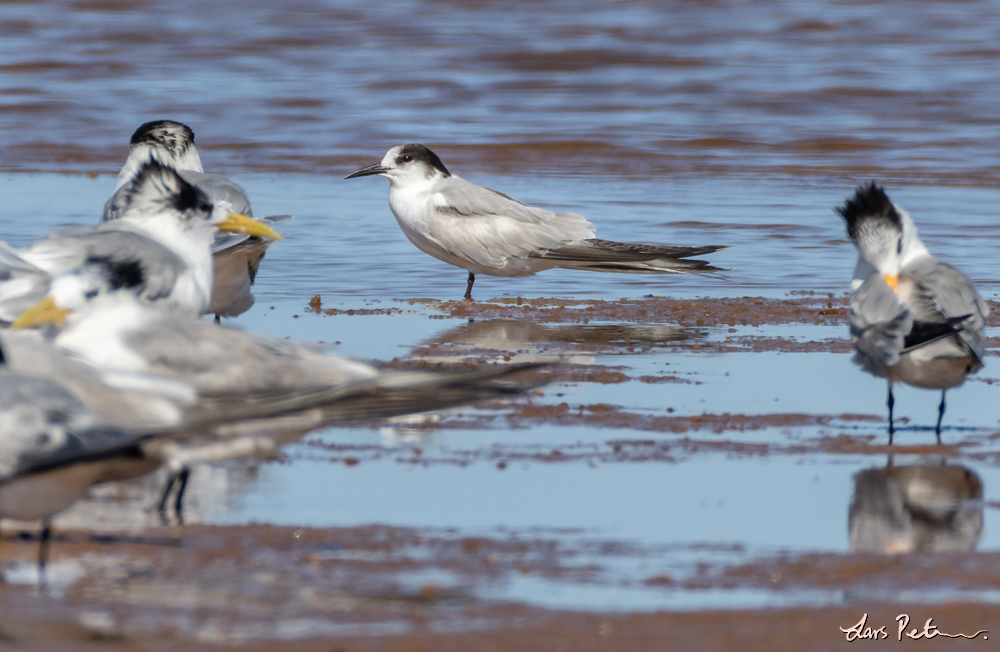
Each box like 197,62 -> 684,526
1,0 -> 1000,644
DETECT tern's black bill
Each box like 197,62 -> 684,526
345,163 -> 390,179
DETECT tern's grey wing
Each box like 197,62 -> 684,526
74,227 -> 187,301
418,176 -> 595,267
0,329 -> 191,431
122,314 -> 380,395
0,371 -> 168,521
531,239 -> 727,273
902,258 -> 988,360
849,273 -> 913,375
436,176 -> 576,225
0,372 -> 104,479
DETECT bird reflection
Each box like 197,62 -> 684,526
848,460 -> 983,553
408,318 -> 695,365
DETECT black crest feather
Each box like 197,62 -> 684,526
836,182 -> 901,241
127,159 -> 207,214
396,144 -> 450,177
85,256 -> 146,290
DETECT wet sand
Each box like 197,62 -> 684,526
1,522 -> 997,650
0,296 -> 998,647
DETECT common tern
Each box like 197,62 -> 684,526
838,183 -> 988,443
346,144 -> 727,299
0,160 -> 280,324
104,120 -> 291,320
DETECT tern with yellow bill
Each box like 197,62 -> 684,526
104,120 -> 292,320
12,290 -> 545,521
0,160 -> 281,324
838,183 -> 987,443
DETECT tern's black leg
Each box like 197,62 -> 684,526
173,467 -> 190,525
464,272 -> 476,301
38,519 -> 51,579
157,468 -> 191,525
935,390 -> 946,444
887,385 -> 895,446
214,314 -> 222,325
157,472 -> 178,523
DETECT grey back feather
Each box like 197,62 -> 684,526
849,273 -> 914,375
902,258 -> 988,361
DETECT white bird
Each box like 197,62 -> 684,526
0,160 -> 281,325
104,120 -> 291,320
346,144 -> 727,299
838,183 -> 988,443
15,291 -> 545,520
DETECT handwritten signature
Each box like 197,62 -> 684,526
840,613 -> 988,642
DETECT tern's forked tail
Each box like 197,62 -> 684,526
531,239 -> 728,273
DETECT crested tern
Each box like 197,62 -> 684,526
346,144 -> 727,299
104,120 -> 291,320
0,160 -> 280,324
838,183 -> 988,443
17,291 -> 545,520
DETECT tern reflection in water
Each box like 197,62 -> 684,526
849,461 -> 983,554
377,319 -> 695,439
407,318 -> 696,366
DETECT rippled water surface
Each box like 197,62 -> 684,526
1,0 -> 1000,645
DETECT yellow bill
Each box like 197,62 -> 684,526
883,273 -> 899,293
11,296 -> 70,329
217,212 -> 283,240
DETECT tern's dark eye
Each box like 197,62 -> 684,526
201,203 -> 213,213
397,154 -> 412,164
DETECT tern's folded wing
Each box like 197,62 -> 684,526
425,177 -> 595,267
903,258 -> 988,360
849,273 -> 913,371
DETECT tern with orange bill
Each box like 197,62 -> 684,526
838,183 -> 987,443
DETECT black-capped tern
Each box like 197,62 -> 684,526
346,144 -> 727,299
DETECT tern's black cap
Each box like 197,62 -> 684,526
395,144 -> 450,177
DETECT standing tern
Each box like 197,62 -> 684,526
16,291 -> 546,521
0,160 -> 281,324
0,372 -> 157,571
838,183 -> 988,443
104,120 -> 291,320
346,144 -> 727,299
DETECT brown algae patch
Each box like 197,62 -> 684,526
400,294 -> 853,326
